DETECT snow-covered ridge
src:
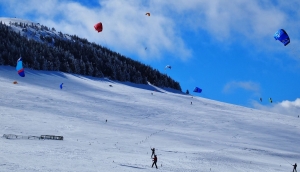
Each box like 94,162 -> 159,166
0,17 -> 35,26
0,17 -> 72,43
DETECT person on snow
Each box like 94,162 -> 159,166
292,163 -> 297,172
151,148 -> 155,158
152,155 -> 158,169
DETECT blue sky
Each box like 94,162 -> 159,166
0,0 -> 299,113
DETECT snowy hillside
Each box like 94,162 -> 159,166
0,65 -> 299,172
0,17 -> 72,43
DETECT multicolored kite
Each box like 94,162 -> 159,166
16,57 -> 25,77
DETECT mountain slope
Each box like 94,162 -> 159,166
1,65 -> 299,171
0,17 -> 181,90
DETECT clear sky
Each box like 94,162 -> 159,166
0,0 -> 299,112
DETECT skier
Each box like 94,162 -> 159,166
151,148 -> 155,158
292,163 -> 297,172
152,155 -> 158,169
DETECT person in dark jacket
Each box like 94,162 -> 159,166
152,155 -> 158,169
151,148 -> 155,158
292,163 -> 297,172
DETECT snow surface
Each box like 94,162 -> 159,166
0,65 -> 299,172
0,17 -> 72,43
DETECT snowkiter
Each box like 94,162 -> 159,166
293,163 -> 297,172
151,148 -> 155,158
152,155 -> 158,169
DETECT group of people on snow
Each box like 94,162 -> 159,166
151,148 -> 158,169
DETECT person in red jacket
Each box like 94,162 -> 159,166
152,155 -> 158,169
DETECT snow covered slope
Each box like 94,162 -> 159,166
0,17 -> 72,43
0,65 -> 299,172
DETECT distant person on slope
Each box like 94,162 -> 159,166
292,163 -> 297,172
151,148 -> 155,158
152,155 -> 158,169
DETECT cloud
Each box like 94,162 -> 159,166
150,1 -> 287,41
223,81 -> 260,94
1,0 -> 300,62
151,0 -> 300,61
253,98 -> 300,117
281,98 -> 300,108
0,0 -> 192,61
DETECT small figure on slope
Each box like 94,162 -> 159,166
292,163 -> 297,172
152,155 -> 158,169
151,148 -> 155,158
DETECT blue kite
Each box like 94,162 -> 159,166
193,87 -> 202,93
16,57 -> 25,77
274,29 -> 290,46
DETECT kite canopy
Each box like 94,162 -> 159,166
193,87 -> 202,93
16,57 -> 25,77
165,65 -> 171,69
145,12 -> 150,16
94,22 -> 103,32
274,29 -> 290,46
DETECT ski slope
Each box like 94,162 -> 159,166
0,65 -> 299,172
